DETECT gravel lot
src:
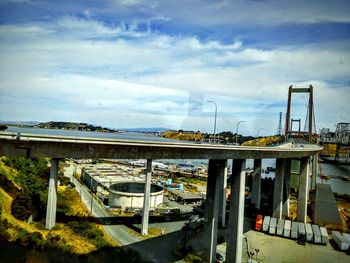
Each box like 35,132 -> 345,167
242,230 -> 349,263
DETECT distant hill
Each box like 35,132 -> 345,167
0,121 -> 40,126
35,121 -> 119,133
120,127 -> 169,133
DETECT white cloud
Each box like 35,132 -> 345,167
0,17 -> 349,134
105,0 -> 350,26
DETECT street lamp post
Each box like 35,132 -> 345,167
235,120 -> 246,145
207,100 -> 217,143
256,128 -> 264,138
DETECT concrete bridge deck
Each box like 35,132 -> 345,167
0,132 -> 320,159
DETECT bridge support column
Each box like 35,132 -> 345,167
141,159 -> 152,235
218,160 -> 228,228
272,159 -> 284,219
226,159 -> 246,263
311,154 -> 318,190
251,159 -> 262,210
282,159 -> 291,218
203,159 -> 226,263
297,157 -> 309,223
46,158 -> 59,230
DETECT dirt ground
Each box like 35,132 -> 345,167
244,230 -> 350,263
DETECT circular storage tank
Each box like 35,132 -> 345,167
109,182 -> 164,210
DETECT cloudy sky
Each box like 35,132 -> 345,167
0,0 -> 349,135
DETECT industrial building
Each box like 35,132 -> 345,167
80,164 -> 164,211
167,189 -> 204,205
109,182 -> 164,210
81,164 -> 144,192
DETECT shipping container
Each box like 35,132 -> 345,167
283,220 -> 291,238
305,223 -> 313,242
255,214 -> 263,231
319,227 -> 329,245
276,219 -> 285,236
298,223 -> 306,244
262,216 -> 271,232
291,221 -> 298,239
269,217 -> 277,235
312,224 -> 321,244
332,231 -> 349,251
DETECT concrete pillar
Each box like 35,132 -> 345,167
46,158 -> 59,230
311,154 -> 318,190
141,159 -> 152,235
203,159 -> 226,263
251,159 -> 262,210
272,158 -> 284,219
297,157 -> 309,223
226,159 -> 246,263
218,160 -> 228,228
282,159 -> 291,218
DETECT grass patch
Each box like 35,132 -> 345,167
68,220 -> 109,249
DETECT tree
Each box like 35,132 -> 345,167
11,192 -> 32,221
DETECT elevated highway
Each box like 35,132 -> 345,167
0,132 -> 322,263
0,132 -> 319,159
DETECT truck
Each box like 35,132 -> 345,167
283,220 -> 291,238
276,219 -> 284,236
312,224 -> 321,244
291,221 -> 298,239
269,217 -> 277,235
305,223 -> 313,242
298,223 -> 306,245
255,214 -> 263,231
262,216 -> 270,232
182,214 -> 204,230
319,227 -> 329,245
332,231 -> 349,251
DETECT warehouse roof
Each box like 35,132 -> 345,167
167,189 -> 204,200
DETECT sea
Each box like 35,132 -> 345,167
4,126 -> 350,195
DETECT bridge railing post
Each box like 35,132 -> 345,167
282,158 -> 291,218
251,159 -> 262,210
46,158 -> 59,230
141,159 -> 152,235
218,160 -> 228,228
226,159 -> 246,263
272,158 -> 285,219
203,159 -> 226,263
297,157 -> 309,223
311,154 -> 318,190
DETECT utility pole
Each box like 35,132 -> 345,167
235,121 -> 246,145
207,100 -> 217,143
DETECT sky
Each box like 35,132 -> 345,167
0,0 -> 349,135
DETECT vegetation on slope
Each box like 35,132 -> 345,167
161,130 -> 204,141
242,135 -> 284,147
0,158 -> 148,262
321,143 -> 336,156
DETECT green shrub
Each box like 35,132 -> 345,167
16,228 -> 31,246
51,224 -> 61,231
0,219 -> 10,241
11,192 -> 32,221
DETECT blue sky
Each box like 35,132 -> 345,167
0,0 -> 349,135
